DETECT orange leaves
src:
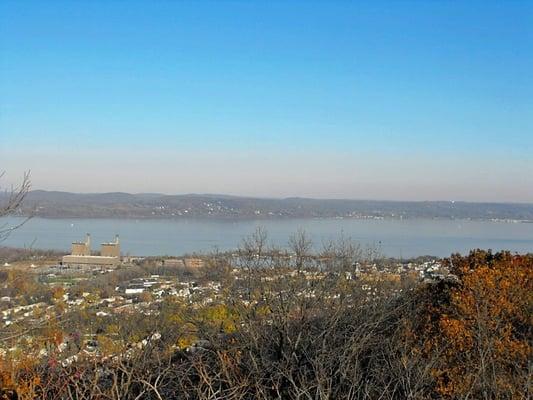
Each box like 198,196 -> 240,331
426,250 -> 533,399
0,354 -> 43,400
438,316 -> 472,352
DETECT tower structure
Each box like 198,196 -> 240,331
101,234 -> 120,257
71,233 -> 91,256
63,234 -> 121,268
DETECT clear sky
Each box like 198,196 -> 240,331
1,1 -> 532,202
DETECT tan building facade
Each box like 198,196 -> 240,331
71,234 -> 91,256
62,255 -> 120,267
101,235 -> 120,257
62,234 -> 121,267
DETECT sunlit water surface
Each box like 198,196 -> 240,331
2,217 -> 533,258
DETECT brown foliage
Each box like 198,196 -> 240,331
1,249 -> 531,399
422,250 -> 532,399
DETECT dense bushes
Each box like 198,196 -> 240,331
1,250 -> 531,399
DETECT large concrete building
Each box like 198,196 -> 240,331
101,235 -> 121,258
62,234 -> 121,268
71,234 -> 91,256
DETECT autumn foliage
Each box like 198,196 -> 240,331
0,250 -> 531,399
422,250 -> 532,399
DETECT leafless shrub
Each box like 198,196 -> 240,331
0,171 -> 31,243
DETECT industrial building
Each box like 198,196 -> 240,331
62,234 -> 121,268
161,258 -> 205,268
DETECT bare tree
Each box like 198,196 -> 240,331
0,171 -> 31,242
288,228 -> 313,273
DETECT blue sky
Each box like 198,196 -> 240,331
1,1 -> 532,201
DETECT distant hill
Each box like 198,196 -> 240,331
6,190 -> 533,221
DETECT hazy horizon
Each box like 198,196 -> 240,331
14,187 -> 533,205
1,1 -> 532,202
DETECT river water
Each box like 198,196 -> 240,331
2,217 -> 532,258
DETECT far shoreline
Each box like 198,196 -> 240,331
11,214 -> 533,224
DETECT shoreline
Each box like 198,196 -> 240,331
11,214 -> 533,224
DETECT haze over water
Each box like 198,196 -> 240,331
3,217 -> 533,258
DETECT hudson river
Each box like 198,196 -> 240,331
2,217 -> 533,258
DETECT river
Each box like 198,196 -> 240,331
2,217 -> 532,258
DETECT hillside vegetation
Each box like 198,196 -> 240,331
9,190 -> 533,220
0,249 -> 531,399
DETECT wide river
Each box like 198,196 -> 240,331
2,217 -> 532,258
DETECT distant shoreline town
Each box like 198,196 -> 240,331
6,190 -> 533,222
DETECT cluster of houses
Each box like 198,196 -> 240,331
0,235 -> 453,363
